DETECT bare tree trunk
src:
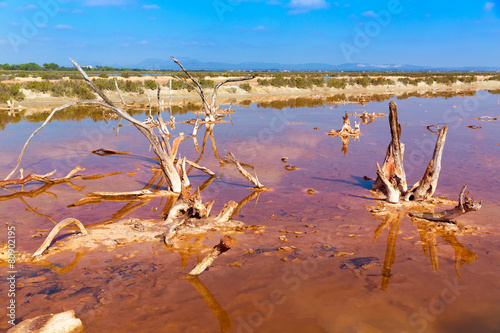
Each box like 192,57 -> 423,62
405,125 -> 448,201
372,101 -> 407,202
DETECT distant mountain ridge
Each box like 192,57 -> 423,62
131,58 -> 500,72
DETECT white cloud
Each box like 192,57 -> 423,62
252,25 -> 267,31
361,10 -> 378,18
84,0 -> 130,6
0,2 -> 7,8
0,40 -> 8,45
287,0 -> 329,14
54,24 -> 75,30
483,2 -> 495,11
136,41 -> 149,45
425,13 -> 431,18
182,41 -> 216,46
72,9 -> 83,14
16,4 -> 37,11
142,4 -> 160,9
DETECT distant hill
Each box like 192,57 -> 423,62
132,58 -> 500,72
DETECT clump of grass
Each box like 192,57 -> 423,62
144,79 -> 158,90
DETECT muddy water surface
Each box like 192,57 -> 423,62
1,92 -> 500,333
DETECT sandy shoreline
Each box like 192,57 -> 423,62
3,75 -> 500,110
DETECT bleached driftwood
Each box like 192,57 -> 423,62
410,185 -> 482,222
187,236 -> 233,277
32,218 -> 88,258
328,111 -> 360,137
225,152 -> 266,189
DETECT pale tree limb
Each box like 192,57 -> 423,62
32,218 -> 88,259
4,101 -> 80,180
210,76 -> 254,112
187,235 -> 233,277
375,162 -> 400,203
186,159 -> 216,176
114,78 -> 127,105
225,152 -> 266,189
409,185 -> 482,222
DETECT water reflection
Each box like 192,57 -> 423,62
187,277 -> 232,333
369,205 -> 478,291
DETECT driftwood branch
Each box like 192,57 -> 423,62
32,218 -> 88,259
409,185 -> 482,222
187,236 -> 233,277
327,111 -> 360,137
4,101 -> 80,180
210,76 -> 254,112
225,152 -> 266,189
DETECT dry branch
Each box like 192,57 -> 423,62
409,185 -> 482,222
186,159 -> 216,176
225,152 -> 266,189
32,218 -> 88,259
187,236 -> 233,276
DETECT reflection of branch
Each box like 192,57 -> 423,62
231,190 -> 261,219
187,276 -> 232,333
373,212 -> 404,291
31,251 -> 86,274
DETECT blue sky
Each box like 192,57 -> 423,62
0,0 -> 499,67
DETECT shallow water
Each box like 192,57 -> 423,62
1,91 -> 500,332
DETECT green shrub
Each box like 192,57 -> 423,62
0,83 -> 25,103
327,78 -> 348,89
99,73 -> 109,78
144,79 -> 158,90
239,83 -> 252,92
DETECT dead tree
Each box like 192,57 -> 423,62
405,125 -> 448,201
327,111 -> 360,136
171,56 -> 254,122
371,101 -> 407,203
70,59 -> 184,193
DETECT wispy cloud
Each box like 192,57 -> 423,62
425,13 -> 431,18
136,41 -> 149,45
0,2 -> 7,8
0,39 -> 8,45
287,0 -> 329,14
237,25 -> 269,31
361,10 -> 378,18
84,0 -> 130,6
54,25 -> 75,30
483,2 -> 495,11
16,4 -> 37,11
142,4 -> 160,9
182,41 -> 216,46
72,9 -> 83,14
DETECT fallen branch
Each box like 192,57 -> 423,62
225,152 -> 266,189
32,218 -> 88,259
0,166 -> 84,187
409,185 -> 482,222
187,236 -> 233,277
4,101 -> 80,180
186,159 -> 216,176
